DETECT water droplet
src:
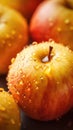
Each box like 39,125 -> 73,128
11,58 -> 15,64
45,67 -> 51,77
29,99 -> 32,103
27,87 -> 30,92
32,42 -> 38,45
16,91 -> 20,95
70,26 -> 73,31
22,75 -> 25,78
57,81 -> 60,85
35,81 -> 38,85
8,102 -> 11,105
10,119 -> 15,125
35,66 -> 40,70
24,95 -> 26,99
57,27 -> 62,32
36,86 -> 39,90
64,19 -> 70,24
19,80 -> 24,86
40,77 -> 44,80
8,43 -> 12,47
19,69 -> 22,74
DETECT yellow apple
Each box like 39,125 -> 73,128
0,0 -> 43,20
0,4 -> 28,74
0,89 -> 21,130
7,40 -> 73,121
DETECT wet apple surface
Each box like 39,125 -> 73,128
7,41 -> 73,121
1,74 -> 73,130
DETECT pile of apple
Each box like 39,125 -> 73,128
0,0 -> 73,128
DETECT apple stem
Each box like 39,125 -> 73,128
48,46 -> 53,61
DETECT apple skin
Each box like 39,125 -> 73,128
7,40 -> 73,121
0,0 -> 43,20
0,89 -> 21,130
0,5 -> 28,74
30,0 -> 73,50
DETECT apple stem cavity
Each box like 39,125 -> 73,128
42,46 -> 53,63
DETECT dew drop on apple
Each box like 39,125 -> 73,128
36,86 -> 39,90
19,69 -> 22,74
22,75 -> 25,78
29,99 -> 32,103
8,101 -> 12,105
64,19 -> 70,24
70,26 -> 73,31
24,95 -> 26,99
56,81 -> 60,85
16,91 -> 20,95
57,27 -> 62,32
11,58 -> 15,64
10,118 -> 15,125
40,76 -> 44,81
35,81 -> 38,85
19,80 -> 24,86
8,43 -> 12,47
27,87 -> 31,92
32,41 -> 38,45
35,65 -> 40,70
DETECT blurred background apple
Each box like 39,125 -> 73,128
30,0 -> 73,50
0,0 -> 43,21
0,4 -> 28,74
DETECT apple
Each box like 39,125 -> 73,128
0,0 -> 43,20
0,88 -> 21,130
30,0 -> 73,50
7,40 -> 73,121
0,4 -> 28,74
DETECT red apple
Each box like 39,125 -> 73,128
0,88 -> 21,130
0,4 -> 28,74
30,0 -> 73,50
7,40 -> 73,121
0,0 -> 43,20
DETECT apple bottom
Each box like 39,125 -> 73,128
8,73 -> 73,121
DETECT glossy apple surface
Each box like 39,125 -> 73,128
0,0 -> 43,20
30,0 -> 73,50
0,89 -> 21,130
0,5 -> 28,74
7,40 -> 73,121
